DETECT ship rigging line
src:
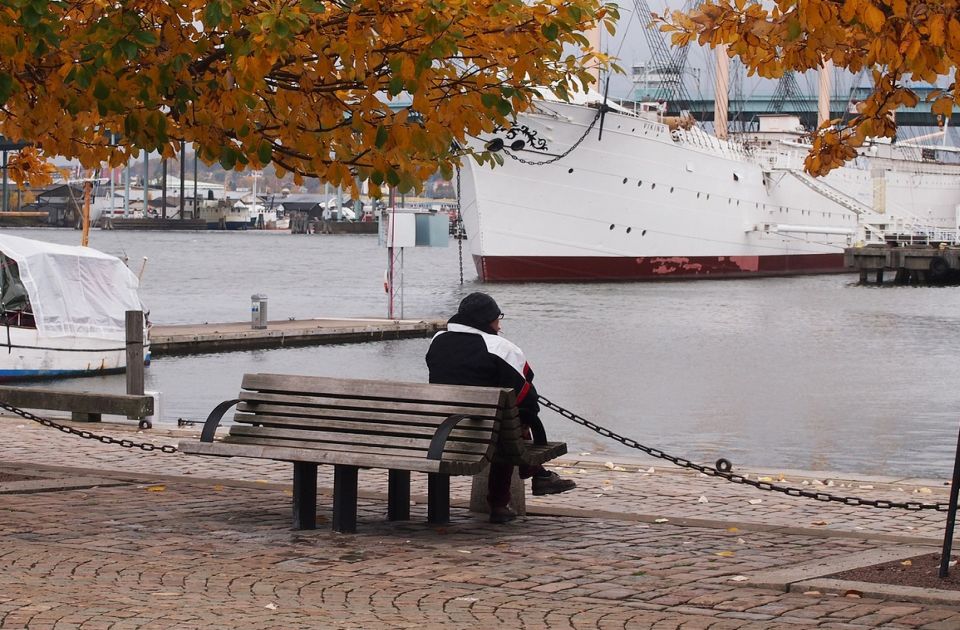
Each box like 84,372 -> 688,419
539,395 -> 950,512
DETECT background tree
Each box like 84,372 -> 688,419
0,0 -> 618,193
657,0 -> 960,175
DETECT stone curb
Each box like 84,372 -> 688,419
792,577 -> 960,606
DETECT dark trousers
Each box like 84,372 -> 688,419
488,463 -> 545,508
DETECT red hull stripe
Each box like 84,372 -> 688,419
477,253 -> 847,282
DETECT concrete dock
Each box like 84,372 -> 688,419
149,317 -> 445,356
2,418 -> 959,628
845,244 -> 960,285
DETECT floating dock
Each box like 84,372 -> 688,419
150,318 -> 445,356
844,245 -> 960,285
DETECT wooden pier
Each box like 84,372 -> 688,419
844,244 -> 960,285
149,317 -> 445,356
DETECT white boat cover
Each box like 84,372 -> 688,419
0,234 -> 143,340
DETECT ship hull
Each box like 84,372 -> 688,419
462,99 -> 960,282
476,252 -> 846,282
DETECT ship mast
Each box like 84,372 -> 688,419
818,59 -> 833,127
714,45 -> 729,140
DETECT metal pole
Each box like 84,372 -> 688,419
1,150 -> 7,213
179,139 -> 185,219
161,159 -> 167,219
939,421 -> 960,577
193,147 -> 198,218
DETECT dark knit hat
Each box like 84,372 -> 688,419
457,292 -> 502,324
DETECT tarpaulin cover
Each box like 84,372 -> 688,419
0,234 -> 143,340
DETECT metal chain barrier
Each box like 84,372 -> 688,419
0,401 -> 178,454
503,107 -> 603,166
540,395 -> 950,512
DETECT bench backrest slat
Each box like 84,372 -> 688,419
234,403 -> 508,428
238,391 -> 504,418
242,373 -> 509,406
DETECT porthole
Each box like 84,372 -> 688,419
641,229 -> 647,236
626,227 -> 632,234
651,183 -> 656,189
609,224 -> 615,230
622,178 -> 628,184
638,181 -> 643,186
568,168 -> 574,173
670,187 -> 674,193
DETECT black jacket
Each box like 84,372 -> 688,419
425,312 -> 541,427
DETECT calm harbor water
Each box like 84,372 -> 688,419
10,227 -> 960,479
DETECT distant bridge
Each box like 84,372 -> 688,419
625,87 -> 959,128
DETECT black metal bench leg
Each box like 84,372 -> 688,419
292,462 -> 317,530
333,465 -> 359,533
427,474 -> 450,524
388,470 -> 411,521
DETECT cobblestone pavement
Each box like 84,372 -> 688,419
2,417 -> 960,629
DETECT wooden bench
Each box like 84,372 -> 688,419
178,373 -> 567,533
0,385 -> 155,428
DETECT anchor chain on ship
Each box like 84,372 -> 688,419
3,395 -> 949,512
539,395 -> 951,512
500,107 -> 602,166
0,401 -> 177,454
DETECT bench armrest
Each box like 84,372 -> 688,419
427,414 -> 475,461
200,398 -> 242,442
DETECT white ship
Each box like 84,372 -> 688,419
460,91 -> 960,281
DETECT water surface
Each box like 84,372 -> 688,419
12,227 -> 960,478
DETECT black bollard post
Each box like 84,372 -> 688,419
939,421 -> 960,578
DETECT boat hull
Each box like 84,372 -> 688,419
476,252 -> 846,282
0,327 -> 151,382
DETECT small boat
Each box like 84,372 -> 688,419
0,234 -> 149,380
199,199 -> 250,230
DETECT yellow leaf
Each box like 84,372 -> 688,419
146,485 -> 166,492
715,551 -> 736,557
862,3 -> 885,32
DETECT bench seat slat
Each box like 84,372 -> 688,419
232,414 -> 498,440
227,425 -> 495,456
243,373 -> 509,406
180,440 -> 484,474
222,435 -> 487,472
239,391 -> 507,418
234,404 -> 503,428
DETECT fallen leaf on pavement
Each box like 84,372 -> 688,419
900,559 -> 912,566
265,603 -> 278,610
858,485 -> 874,490
729,575 -> 748,582
758,476 -> 773,482
747,499 -> 762,505
727,527 -> 739,533
843,590 -> 862,598
646,467 -> 655,473
715,551 -> 735,557
146,485 -> 165,492
811,520 -> 829,526
653,518 -> 669,523
604,462 -> 615,470
802,590 -> 821,596
697,496 -> 709,504
737,538 -> 746,544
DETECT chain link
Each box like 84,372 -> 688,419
0,401 -> 178,454
503,107 -> 603,166
539,395 -> 949,512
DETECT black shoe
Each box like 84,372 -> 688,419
489,505 -> 517,524
532,471 -> 576,496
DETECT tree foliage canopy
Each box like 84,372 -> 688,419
0,0 -> 618,193
657,0 -> 960,175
